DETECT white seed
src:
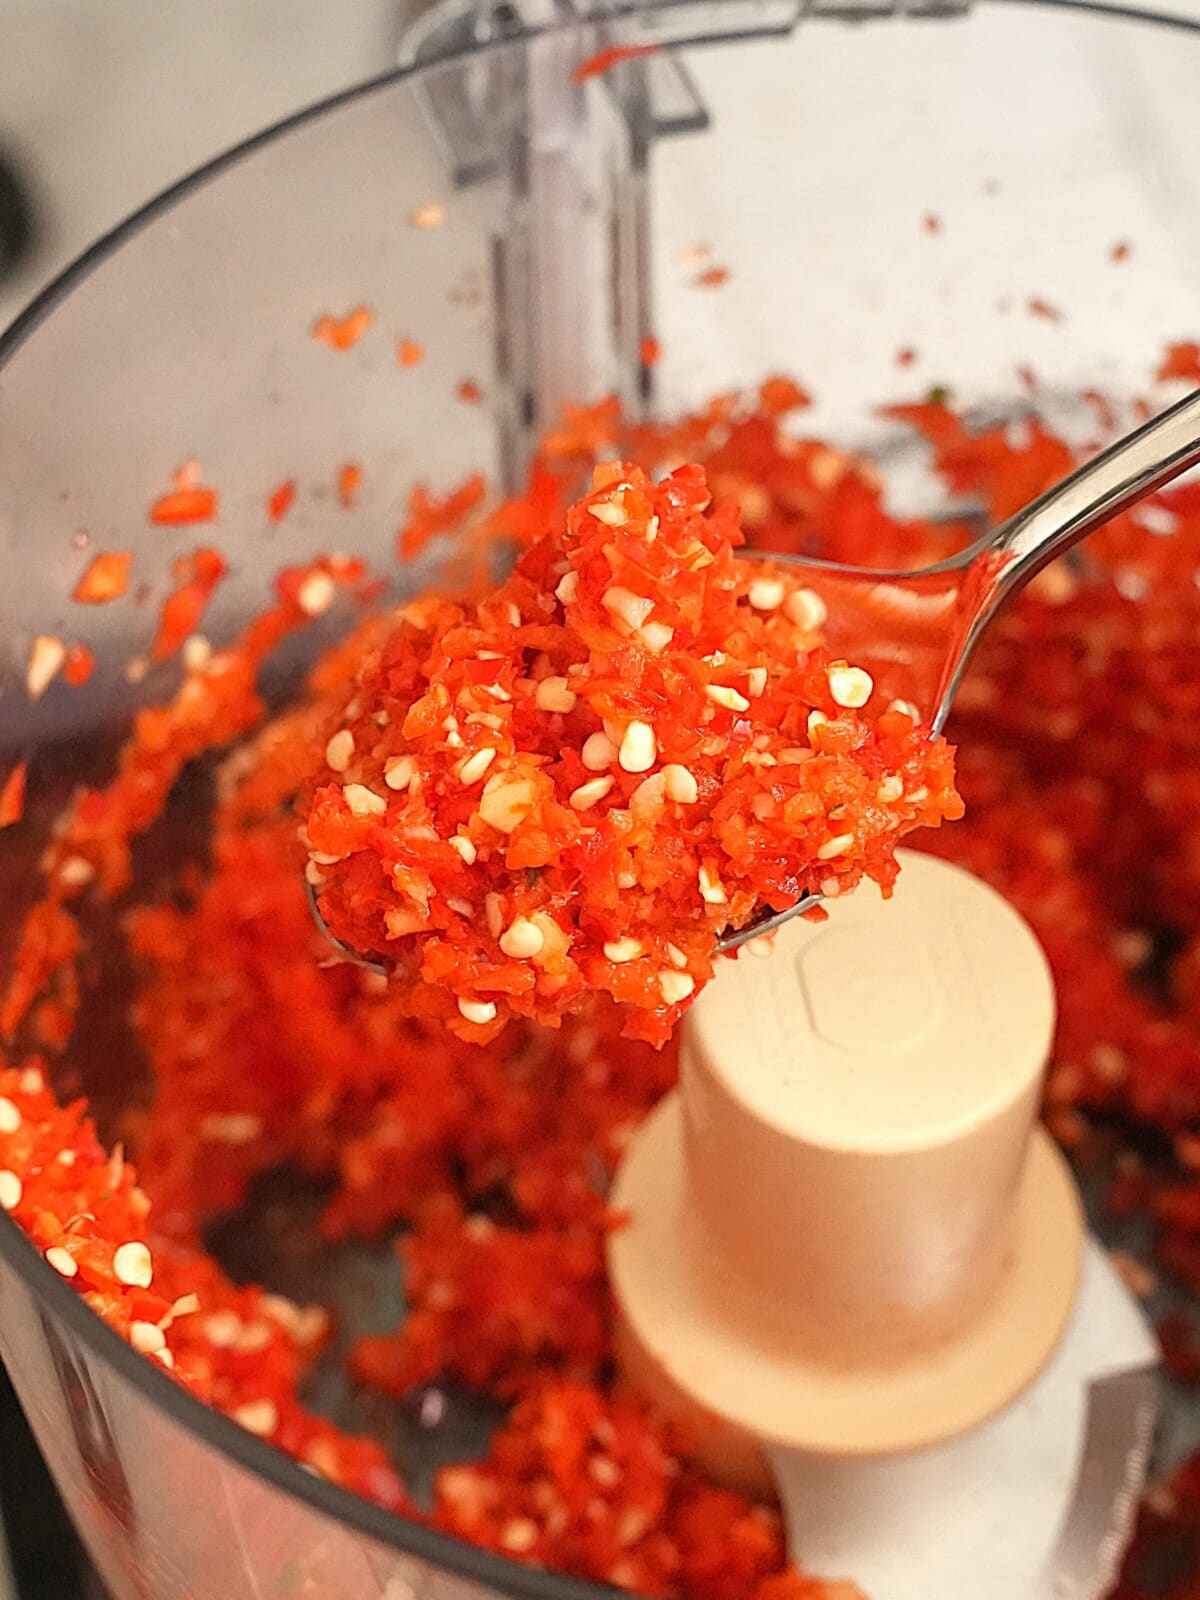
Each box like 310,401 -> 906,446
458,997 -> 498,1025
582,732 -> 618,771
662,765 -> 698,804
26,635 -> 66,700
203,1310 -> 243,1348
297,571 -> 336,617
659,970 -> 696,1005
325,729 -> 355,772
535,676 -> 577,714
447,897 -> 474,918
114,1241 -> 154,1288
820,876 -> 842,898
698,864 -> 727,904
505,602 -> 522,628
131,1320 -> 166,1354
449,834 -> 477,864
591,499 -> 628,528
666,943 -> 688,969
817,833 -> 855,860
705,684 -> 750,712
746,667 -> 767,698
887,698 -> 921,722
46,1247 -> 77,1278
58,856 -> 95,889
479,774 -> 537,833
458,747 -> 497,785
785,587 -> 828,631
500,1518 -> 540,1553
604,938 -> 644,963
602,586 -> 654,632
484,893 -> 505,939
631,773 -> 667,816
555,571 -> 580,604
0,1170 -> 21,1210
343,783 -> 387,817
182,634 -> 212,672
639,621 -> 674,653
807,709 -> 828,737
384,755 -> 416,790
500,918 -> 545,959
618,721 -> 657,773
233,1399 -> 279,1438
877,775 -> 904,803
155,1348 -> 176,1370
309,851 -> 342,866
0,1096 -> 20,1133
828,664 -> 874,709
570,775 -> 615,811
748,577 -> 786,612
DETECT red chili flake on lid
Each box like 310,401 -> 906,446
267,480 -> 296,524
694,266 -> 730,290
457,380 -> 483,405
922,213 -> 942,235
311,305 -> 374,352
1111,240 -> 1132,264
397,339 -> 426,368
1158,342 -> 1200,383
73,550 -> 131,604
149,484 -> 219,528
397,473 -> 487,561
759,375 -> 811,416
896,347 -> 917,368
571,43 -> 658,83
639,336 -> 660,367
1027,297 -> 1064,323
63,643 -> 96,687
409,203 -> 446,230
0,763 -> 26,828
337,462 -> 364,509
1082,389 -> 1117,436
150,548 -> 228,662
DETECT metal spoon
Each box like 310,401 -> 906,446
718,385 -> 1200,950
309,388 -> 1200,966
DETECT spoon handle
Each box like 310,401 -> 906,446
932,386 -> 1200,733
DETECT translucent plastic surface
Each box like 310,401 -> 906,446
0,6 -> 1198,1599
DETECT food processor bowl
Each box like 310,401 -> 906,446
1,4 -> 1198,1597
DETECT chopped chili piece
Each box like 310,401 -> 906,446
398,339 -> 426,368
1111,240 -> 1132,264
267,480 -> 296,523
409,203 -> 446,230
73,549 -> 131,604
1027,297 -> 1064,323
337,462 -> 363,509
1158,341 -> 1200,383
922,213 -> 942,234
694,266 -> 730,289
150,547 -> 228,661
0,762 -> 26,828
571,43 -> 658,83
63,643 -> 96,687
150,484 -> 219,528
457,380 -> 483,405
640,335 -> 660,367
311,305 -> 374,351
397,474 -> 488,561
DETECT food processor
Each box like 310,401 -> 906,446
1,2 -> 1199,1597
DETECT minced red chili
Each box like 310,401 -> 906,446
2,366 -> 1200,1600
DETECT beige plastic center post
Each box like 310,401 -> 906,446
609,849 -> 1085,1490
